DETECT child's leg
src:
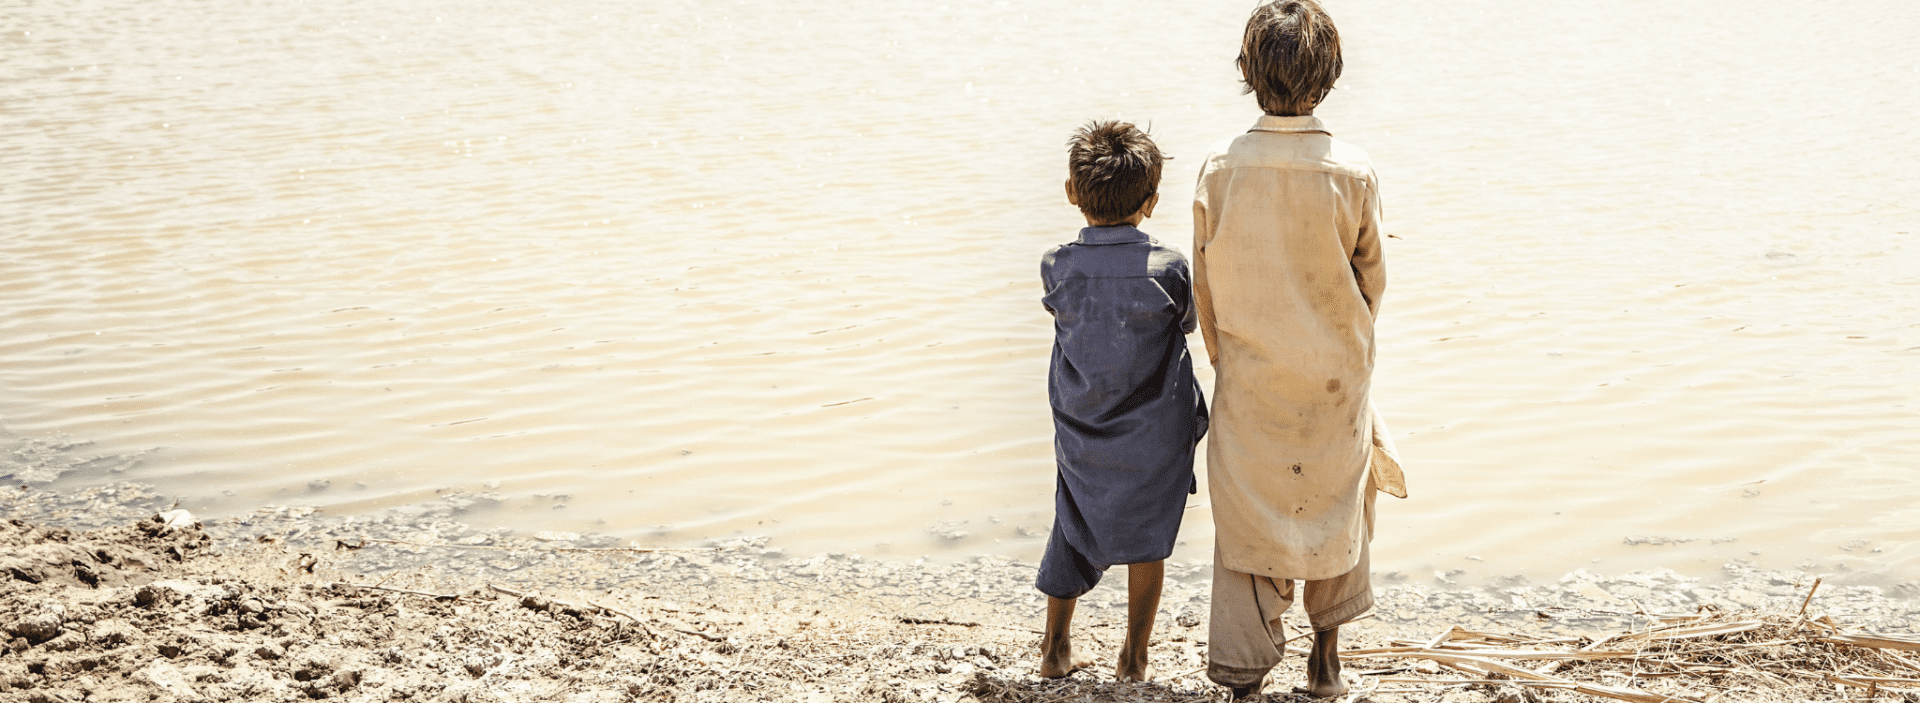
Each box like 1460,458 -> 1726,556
1296,534 -> 1374,698
1035,520 -> 1103,677
1304,626 -> 1345,697
1040,596 -> 1093,677
1206,546 -> 1289,695
1116,560 -> 1164,680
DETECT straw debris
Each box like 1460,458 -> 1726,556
1345,587 -> 1920,703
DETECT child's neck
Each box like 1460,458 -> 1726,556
1086,215 -> 1145,228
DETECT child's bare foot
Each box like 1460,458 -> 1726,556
1113,643 -> 1153,681
1115,560 -> 1165,681
1226,676 -> 1265,700
1040,645 -> 1095,678
1039,595 -> 1092,678
1292,627 -> 1348,698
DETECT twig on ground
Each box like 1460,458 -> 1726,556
673,627 -> 727,642
345,536 -> 718,554
898,615 -> 1043,635
1798,577 -> 1824,618
1538,632 -> 1617,676
586,598 -> 648,625
900,616 -> 981,627
1824,632 -> 1920,653
1164,666 -> 1207,681
333,581 -> 462,601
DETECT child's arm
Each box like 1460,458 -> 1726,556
1191,180 -> 1221,364
1040,249 -> 1059,315
1351,175 -> 1387,319
1177,257 -> 1199,335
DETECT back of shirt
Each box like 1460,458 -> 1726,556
1191,113 -> 1385,579
1041,224 -> 1205,476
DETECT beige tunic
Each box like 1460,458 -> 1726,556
1192,114 -> 1391,580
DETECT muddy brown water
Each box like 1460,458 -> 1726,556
3,0 -> 1918,588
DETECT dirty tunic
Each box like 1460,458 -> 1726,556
1192,115 -> 1387,580
1036,224 -> 1208,599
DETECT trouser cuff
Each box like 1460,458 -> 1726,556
1310,589 -> 1375,632
1206,661 -> 1270,687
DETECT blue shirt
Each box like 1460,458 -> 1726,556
1041,224 -> 1208,566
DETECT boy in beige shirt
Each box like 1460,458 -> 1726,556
1193,0 -> 1404,697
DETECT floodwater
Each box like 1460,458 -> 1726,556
4,0 -> 1918,587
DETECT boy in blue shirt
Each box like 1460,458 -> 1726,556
1036,120 -> 1209,681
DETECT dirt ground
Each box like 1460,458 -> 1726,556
4,480 -> 1919,703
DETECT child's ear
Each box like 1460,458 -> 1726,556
1064,178 -> 1078,206
1141,193 -> 1159,219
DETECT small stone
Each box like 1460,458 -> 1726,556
293,655 -> 332,681
38,631 -> 86,652
158,509 -> 196,530
6,613 -> 62,644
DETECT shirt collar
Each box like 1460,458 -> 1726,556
1076,224 -> 1152,246
1248,114 -> 1330,135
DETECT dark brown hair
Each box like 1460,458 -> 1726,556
1066,120 -> 1164,224
1238,0 -> 1343,116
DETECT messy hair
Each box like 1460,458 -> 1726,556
1238,0 -> 1343,116
1066,120 -> 1165,224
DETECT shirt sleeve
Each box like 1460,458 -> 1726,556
1040,248 -> 1058,315
1191,168 -> 1221,364
1176,259 -> 1198,335
1350,172 -> 1387,320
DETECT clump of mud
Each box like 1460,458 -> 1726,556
1,516 -> 210,590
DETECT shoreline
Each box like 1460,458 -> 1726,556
6,480 -> 1920,701
7,425 -> 1913,595
10,477 -> 1920,602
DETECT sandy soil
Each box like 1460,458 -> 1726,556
4,482 -> 1918,702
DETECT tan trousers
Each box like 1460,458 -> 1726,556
1206,494 -> 1375,687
